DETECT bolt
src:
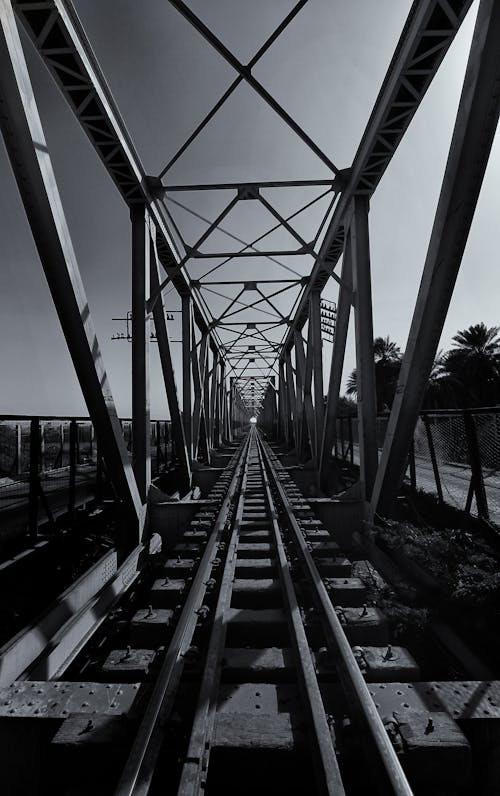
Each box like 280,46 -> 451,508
147,605 -> 155,618
383,645 -> 394,661
183,645 -> 200,664
425,718 -> 434,734
359,604 -> 368,617
121,646 -> 132,662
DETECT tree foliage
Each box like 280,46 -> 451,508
344,323 -> 500,410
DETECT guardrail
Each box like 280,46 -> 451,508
0,415 -> 174,541
335,407 -> 500,526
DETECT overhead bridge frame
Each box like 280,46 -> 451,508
1,0 -> 498,549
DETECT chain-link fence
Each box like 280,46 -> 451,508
0,416 -> 173,546
335,408 -> 500,527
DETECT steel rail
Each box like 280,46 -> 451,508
176,432 -> 252,794
255,433 -> 346,795
258,435 -> 414,796
113,435 -> 250,796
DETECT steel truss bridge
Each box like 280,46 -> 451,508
1,0 -> 500,554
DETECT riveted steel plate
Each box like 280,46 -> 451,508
367,680 -> 500,720
0,681 -> 142,718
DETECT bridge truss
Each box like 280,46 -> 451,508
1,0 -> 499,547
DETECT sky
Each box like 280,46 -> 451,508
1,0 -> 499,420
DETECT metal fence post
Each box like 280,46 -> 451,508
16,423 -> 22,476
348,416 -> 354,465
409,438 -> 417,494
28,417 -> 39,539
156,420 -> 161,475
464,410 -> 489,520
423,416 -> 443,504
69,418 -> 77,520
95,439 -> 104,504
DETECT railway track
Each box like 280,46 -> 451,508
0,429 -> 497,794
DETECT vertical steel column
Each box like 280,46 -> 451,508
219,361 -> 227,443
294,331 -> 308,460
182,295 -> 193,460
350,195 -> 378,500
278,359 -> 288,444
373,0 -> 500,516
302,323 -> 316,461
192,328 -> 210,462
319,235 -> 353,481
202,341 -> 211,461
131,204 -> 151,502
210,349 -> 219,450
285,350 -> 297,453
228,378 -> 234,440
150,251 -> 191,490
310,291 -> 324,464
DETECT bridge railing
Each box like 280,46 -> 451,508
0,415 -> 173,544
335,407 -> 500,527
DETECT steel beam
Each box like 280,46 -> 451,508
182,296 -> 193,460
13,0 -> 215,338
150,240 -> 192,491
350,196 -> 378,500
0,0 -> 142,547
319,239 -> 353,481
285,352 -> 297,452
372,0 -> 500,515
209,351 -> 219,449
310,291 -> 324,463
167,0 -> 338,175
302,323 -> 316,462
131,205 -> 151,502
280,0 -> 474,354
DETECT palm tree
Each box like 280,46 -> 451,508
445,323 -> 500,406
373,336 -> 401,362
345,336 -> 402,411
346,369 -> 358,399
422,351 -> 462,409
